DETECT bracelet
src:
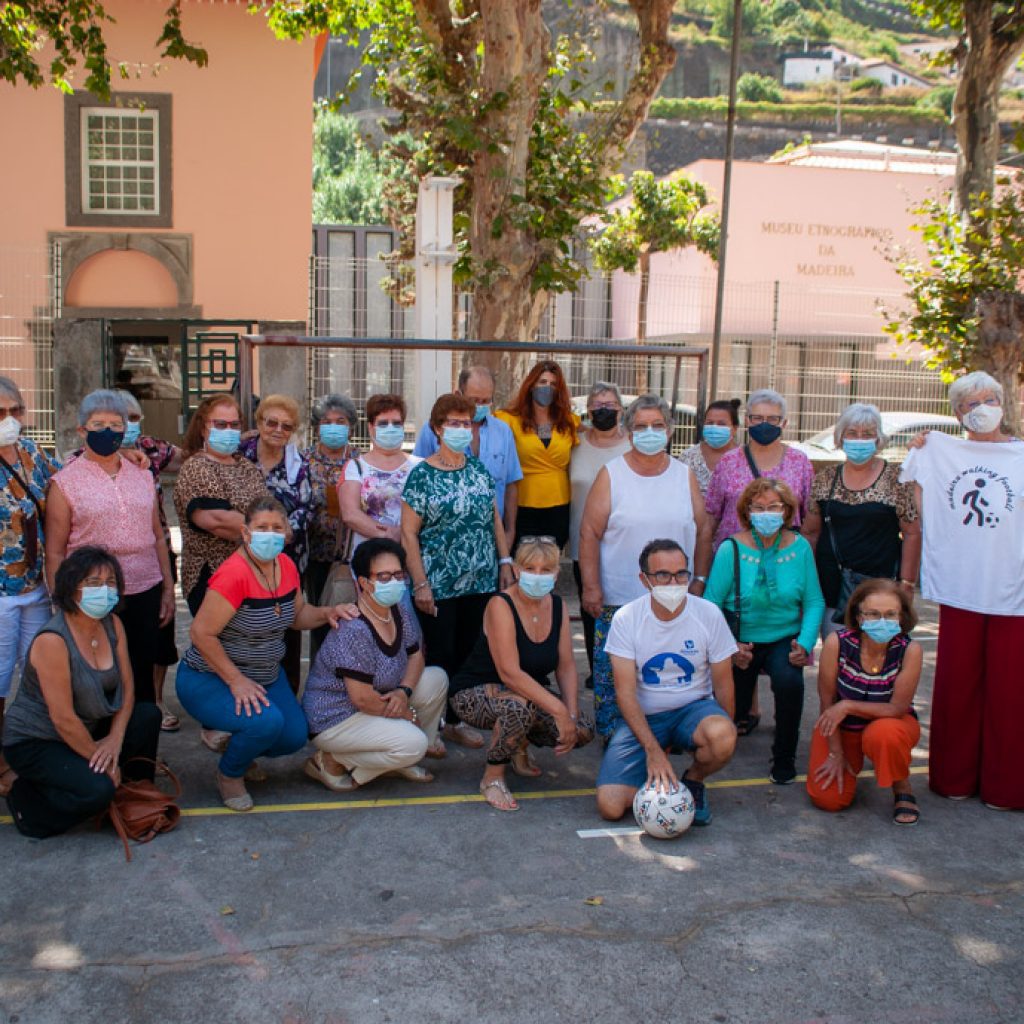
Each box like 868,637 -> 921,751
692,575 -> 707,584
899,579 -> 916,588
413,580 -> 430,592
498,557 -> 513,566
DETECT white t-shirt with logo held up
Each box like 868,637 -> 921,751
900,431 -> 1024,616
604,594 -> 738,716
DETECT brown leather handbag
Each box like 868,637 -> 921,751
102,759 -> 182,861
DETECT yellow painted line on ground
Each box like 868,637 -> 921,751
0,765 -> 928,825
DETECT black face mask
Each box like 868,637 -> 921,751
590,407 -> 618,431
86,428 -> 125,457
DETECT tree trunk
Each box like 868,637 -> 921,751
975,290 -> 1024,436
636,248 -> 651,393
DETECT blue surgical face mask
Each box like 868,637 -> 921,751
750,511 -> 785,537
861,618 -> 901,644
519,571 -> 556,599
373,578 -> 407,607
472,404 -> 490,423
842,438 -> 877,464
319,423 -> 350,450
442,426 -> 473,453
86,427 -> 125,457
632,428 -> 668,456
374,424 -> 405,450
702,424 -> 732,449
121,422 -> 141,447
248,530 -> 285,561
78,584 -> 119,620
207,427 -> 241,455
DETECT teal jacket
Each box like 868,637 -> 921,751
705,531 -> 825,653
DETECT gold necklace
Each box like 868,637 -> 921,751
248,554 -> 281,615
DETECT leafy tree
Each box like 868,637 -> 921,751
313,107 -> 388,224
883,187 -> 1024,434
737,72 -> 783,102
268,0 -> 681,343
590,170 -> 720,390
0,1 -> 207,98
712,0 -> 771,39
914,83 -> 956,116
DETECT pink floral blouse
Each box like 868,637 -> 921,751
705,444 -> 815,550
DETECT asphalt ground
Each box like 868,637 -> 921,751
1,561 -> 1021,1023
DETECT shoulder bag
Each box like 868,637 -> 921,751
721,538 -> 742,640
102,759 -> 182,862
318,456 -> 360,607
823,465 -> 873,624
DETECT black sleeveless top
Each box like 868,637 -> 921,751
450,592 -> 563,696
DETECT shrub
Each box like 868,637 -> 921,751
737,72 -> 784,102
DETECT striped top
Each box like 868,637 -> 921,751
183,551 -> 299,685
835,627 -> 913,732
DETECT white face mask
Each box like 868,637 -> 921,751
963,404 -> 1002,434
0,415 -> 21,447
650,584 -> 688,613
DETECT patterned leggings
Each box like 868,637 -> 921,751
450,684 -> 595,765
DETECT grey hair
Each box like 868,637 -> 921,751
834,402 -> 887,450
948,371 -> 1003,413
587,380 -> 622,407
746,388 -> 787,419
78,389 -> 127,427
0,375 -> 25,409
623,394 -> 671,432
458,365 -> 495,391
310,393 -> 357,428
115,389 -> 142,417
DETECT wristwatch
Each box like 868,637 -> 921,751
498,557 -> 513,566
693,575 -> 707,584
398,685 -> 413,699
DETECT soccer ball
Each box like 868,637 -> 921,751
632,782 -> 695,839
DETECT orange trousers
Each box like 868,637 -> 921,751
806,715 -> 920,812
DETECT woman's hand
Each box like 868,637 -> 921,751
812,749 -> 849,794
89,734 -> 123,776
413,583 -> 436,617
581,585 -> 603,619
120,449 -> 151,471
789,641 -> 809,667
229,676 -> 270,717
158,586 -> 176,627
815,701 -> 848,738
907,430 -> 930,450
553,711 -> 578,755
380,689 -> 412,720
499,563 -> 516,591
733,642 -> 754,669
326,603 -> 359,628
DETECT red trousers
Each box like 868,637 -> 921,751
931,604 -> 1024,808
807,716 -> 920,812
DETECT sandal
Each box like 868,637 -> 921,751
893,792 -> 920,826
201,728 -> 231,754
424,738 -> 447,759
479,778 -> 518,812
392,764 -> 435,783
216,771 -> 253,813
160,710 -> 181,732
244,761 -> 269,783
510,747 -> 541,778
735,714 -> 760,737
304,751 -> 358,793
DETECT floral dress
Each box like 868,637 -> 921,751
344,454 -> 421,549
304,445 -> 358,567
0,439 -> 60,597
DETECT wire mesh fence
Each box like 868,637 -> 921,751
0,244 -> 60,447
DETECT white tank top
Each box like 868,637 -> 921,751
599,455 -> 696,606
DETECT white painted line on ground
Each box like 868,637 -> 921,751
576,826 -> 644,839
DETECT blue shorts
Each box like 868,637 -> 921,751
596,697 -> 730,789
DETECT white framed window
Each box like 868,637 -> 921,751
80,107 -> 160,215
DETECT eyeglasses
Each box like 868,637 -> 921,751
590,402 -> 620,411
0,405 -> 25,418
84,420 -> 124,431
962,398 -> 1001,411
373,418 -> 404,428
210,418 -> 242,430
860,611 -> 900,622
520,535 -> 556,545
81,576 -> 116,589
750,502 -> 785,513
443,419 -> 473,429
368,570 -> 408,583
127,414 -> 142,423
645,570 -> 691,585
748,414 -> 783,426
262,417 -> 295,433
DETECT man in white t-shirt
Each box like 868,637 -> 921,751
595,538 -> 738,826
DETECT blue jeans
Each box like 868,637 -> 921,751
174,663 -> 308,777
0,587 -> 51,698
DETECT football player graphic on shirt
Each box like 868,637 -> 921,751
641,652 -> 696,688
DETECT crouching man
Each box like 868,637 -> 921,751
595,538 -> 738,825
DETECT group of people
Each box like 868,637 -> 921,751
0,362 -> 1020,841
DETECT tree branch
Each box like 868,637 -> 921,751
413,0 -> 476,70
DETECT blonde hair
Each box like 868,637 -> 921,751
515,537 -> 560,572
735,478 -> 799,530
256,394 -> 301,426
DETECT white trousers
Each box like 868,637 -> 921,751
313,666 -> 448,785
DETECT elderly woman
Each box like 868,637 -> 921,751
706,389 -> 814,550
0,376 -> 61,795
900,370 -> 1024,810
579,394 -> 712,738
802,403 -> 920,636
304,393 -> 360,660
2,546 -> 161,838
705,478 -> 825,784
176,497 -> 353,811
302,538 -> 448,792
173,393 -> 268,616
569,381 -> 630,691
241,394 -> 314,691
341,393 -> 421,552
402,393 -> 515,708
449,537 -> 594,811
45,390 -> 173,708
496,360 -> 579,550
115,389 -> 184,731
679,398 -> 742,494
807,579 -> 923,824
